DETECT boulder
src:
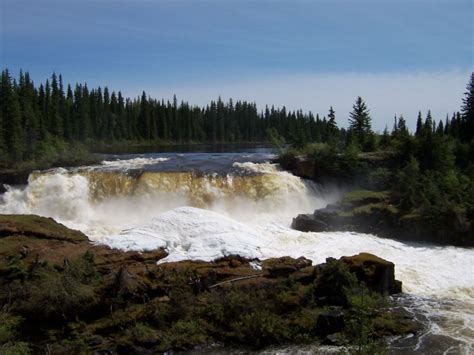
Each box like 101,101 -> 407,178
262,256 -> 312,278
291,214 -> 327,232
340,252 -> 402,295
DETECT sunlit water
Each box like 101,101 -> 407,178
0,149 -> 472,354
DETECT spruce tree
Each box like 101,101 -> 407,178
415,112 -> 423,137
0,70 -> 25,160
348,96 -> 372,150
461,72 -> 474,142
397,116 -> 409,138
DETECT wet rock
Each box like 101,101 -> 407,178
263,256 -> 312,278
340,252 -> 402,295
291,214 -> 327,232
279,155 -> 316,180
294,156 -> 316,180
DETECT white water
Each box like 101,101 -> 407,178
0,156 -> 473,353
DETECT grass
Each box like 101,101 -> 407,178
342,190 -> 389,205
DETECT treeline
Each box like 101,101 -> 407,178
0,69 -> 340,165
288,72 -> 474,228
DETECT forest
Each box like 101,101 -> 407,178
0,69 -> 339,167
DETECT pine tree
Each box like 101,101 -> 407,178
424,111 -> 433,137
435,120 -> 444,136
348,96 -> 372,150
50,73 -> 64,137
460,72 -> 474,142
415,112 -> 423,137
138,91 -> 151,140
397,115 -> 409,137
18,71 -> 40,157
0,70 -> 25,160
380,125 -> 391,148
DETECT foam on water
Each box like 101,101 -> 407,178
103,207 -> 269,262
99,157 -> 170,169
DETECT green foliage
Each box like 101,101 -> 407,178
159,319 -> 209,350
460,72 -> 474,142
0,342 -> 31,355
7,252 -> 100,321
265,127 -> 286,152
0,312 -> 23,344
314,259 -> 358,307
231,310 -> 289,347
127,322 -> 158,344
342,190 -> 388,205
347,97 -> 374,151
0,312 -> 29,355
344,289 -> 388,354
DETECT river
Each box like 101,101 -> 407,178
0,148 -> 472,354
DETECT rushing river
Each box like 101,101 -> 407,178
0,148 -> 473,354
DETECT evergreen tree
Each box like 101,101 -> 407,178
327,106 -> 338,140
397,116 -> 409,137
380,125 -> 391,148
460,72 -> 474,142
138,91 -> 151,140
415,112 -> 423,137
0,70 -> 25,160
348,96 -> 372,150
436,120 -> 444,136
424,110 -> 433,135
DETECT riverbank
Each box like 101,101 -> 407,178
280,151 -> 473,247
0,214 -> 417,354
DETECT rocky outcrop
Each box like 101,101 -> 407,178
292,190 -> 473,247
279,155 -> 316,180
340,253 -> 402,295
0,169 -> 32,193
0,214 -> 415,353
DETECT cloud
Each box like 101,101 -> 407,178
138,69 -> 471,132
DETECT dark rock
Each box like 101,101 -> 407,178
340,252 -> 402,295
279,155 -> 316,180
290,265 -> 317,284
294,156 -> 316,180
263,256 -> 312,278
316,309 -> 345,336
291,214 -> 327,232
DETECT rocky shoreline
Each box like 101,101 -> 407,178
0,215 -> 419,354
281,155 -> 473,247
292,189 -> 473,247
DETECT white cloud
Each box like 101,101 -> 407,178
139,69 -> 470,132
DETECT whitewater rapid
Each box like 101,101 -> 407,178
0,153 -> 473,353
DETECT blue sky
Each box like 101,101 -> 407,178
1,0 -> 472,130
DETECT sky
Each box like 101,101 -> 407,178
1,0 -> 472,131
